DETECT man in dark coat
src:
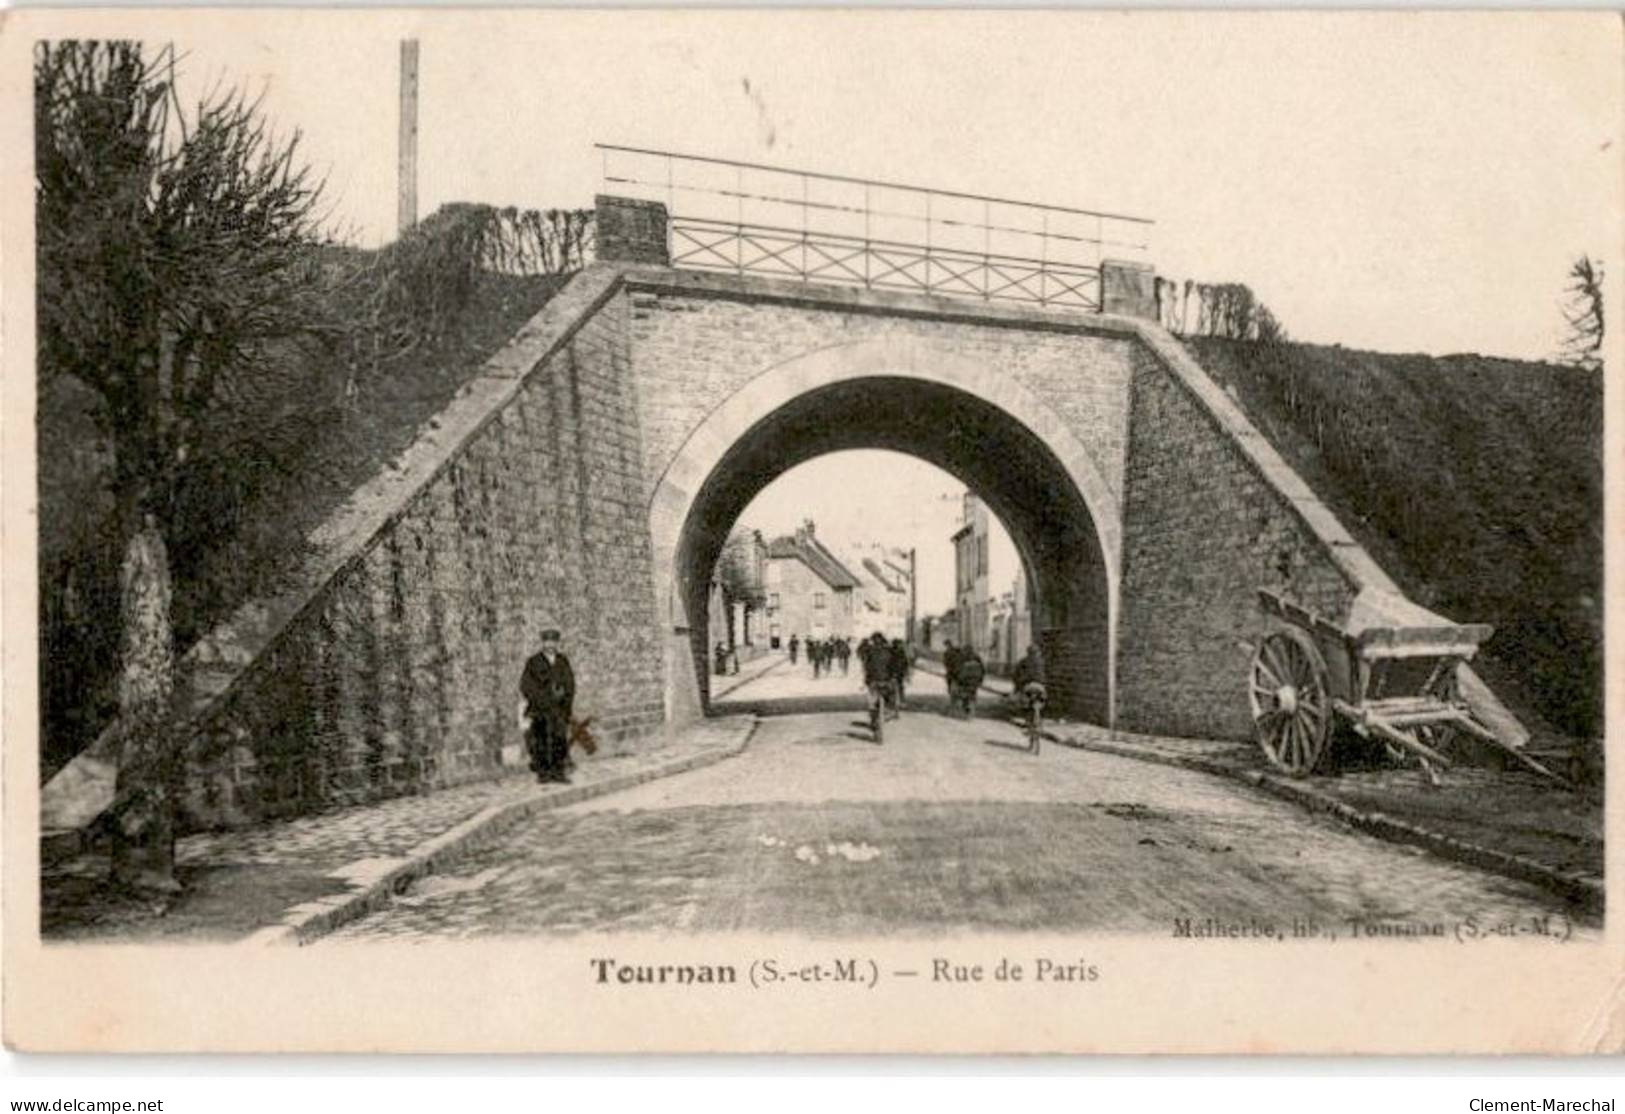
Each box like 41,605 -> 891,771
520,628 -> 576,784
789,634 -> 799,665
952,645 -> 985,719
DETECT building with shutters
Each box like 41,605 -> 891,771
762,520 -> 863,647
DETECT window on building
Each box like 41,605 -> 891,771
768,592 -> 779,610
814,592 -> 826,609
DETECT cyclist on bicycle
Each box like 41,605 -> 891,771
1011,644 -> 1047,752
859,631 -> 894,740
952,646 -> 985,719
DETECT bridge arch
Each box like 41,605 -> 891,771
648,337 -> 1122,727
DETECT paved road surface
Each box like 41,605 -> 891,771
325,663 -> 1581,940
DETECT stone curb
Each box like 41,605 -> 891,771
246,717 -> 759,946
1063,734 -> 1604,917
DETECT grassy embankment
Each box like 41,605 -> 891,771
1186,337 -> 1602,746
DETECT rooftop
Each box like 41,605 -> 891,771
766,529 -> 863,590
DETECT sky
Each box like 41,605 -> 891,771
164,10 -> 1621,361
139,11 -> 1618,609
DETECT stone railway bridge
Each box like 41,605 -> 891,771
45,195 -> 1485,835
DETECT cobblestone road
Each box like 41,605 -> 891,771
42,717 -> 753,942
326,666 -> 1585,941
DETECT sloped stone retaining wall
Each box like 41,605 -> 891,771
177,271 -> 665,828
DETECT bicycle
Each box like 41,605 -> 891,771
951,658 -> 985,720
867,682 -> 890,743
1021,682 -> 1047,756
949,682 -> 976,720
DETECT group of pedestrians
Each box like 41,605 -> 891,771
940,639 -> 1047,726
515,624 -> 1047,778
941,639 -> 1048,754
785,629 -> 1047,747
941,639 -> 985,718
789,633 -> 858,679
786,630 -> 917,740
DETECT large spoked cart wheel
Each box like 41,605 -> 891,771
1249,627 -> 1332,776
1248,588 -> 1573,790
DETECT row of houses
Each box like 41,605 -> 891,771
764,521 -> 914,646
707,520 -> 915,665
711,493 -> 1030,673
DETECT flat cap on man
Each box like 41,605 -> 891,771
540,628 -> 561,641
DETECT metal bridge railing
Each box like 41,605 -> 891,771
597,144 -> 1153,313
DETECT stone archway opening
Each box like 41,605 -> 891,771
670,375 -> 1113,724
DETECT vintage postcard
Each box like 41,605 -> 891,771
2,8 -> 1619,1053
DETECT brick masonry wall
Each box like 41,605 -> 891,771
627,281 -> 1137,726
595,196 -> 671,267
161,259 -> 1402,831
626,288 -> 1137,513
1116,357 -> 1358,740
177,286 -> 666,829
1040,623 -> 1108,723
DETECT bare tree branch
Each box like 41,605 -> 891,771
1557,255 -> 1604,371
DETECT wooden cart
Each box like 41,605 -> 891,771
1248,589 -> 1566,785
